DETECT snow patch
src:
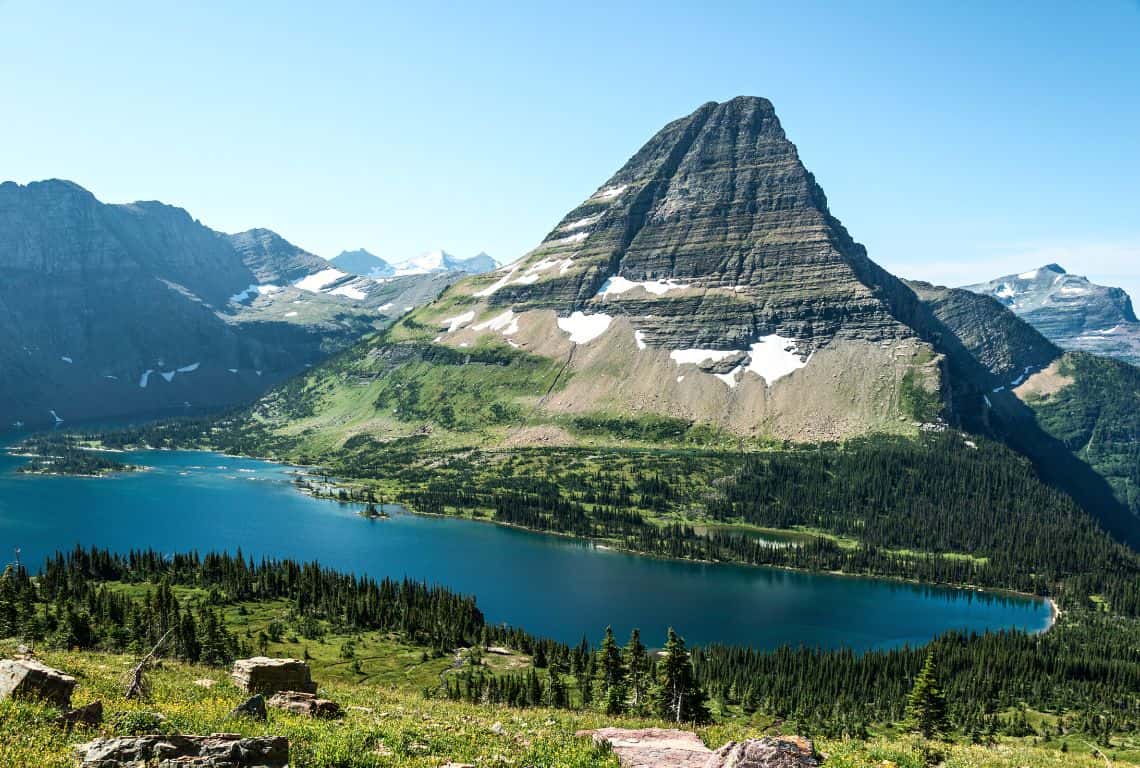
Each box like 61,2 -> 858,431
669,349 -> 739,366
227,368 -> 239,374
294,268 -> 346,293
378,302 -> 394,312
473,310 -> 519,334
713,370 -> 740,388
231,284 -> 282,303
560,213 -> 602,231
1010,365 -> 1034,387
1018,269 -> 1040,280
177,362 -> 200,373
61,356 -> 73,364
475,270 -> 516,298
557,312 -> 613,343
676,375 -> 685,383
441,310 -> 475,333
139,370 -> 154,388
513,274 -> 541,285
284,311 -> 298,317
50,409 -> 63,424
597,276 -> 688,297
634,330 -> 647,350
549,230 -> 589,246
995,284 -> 1015,300
329,284 -> 367,300
593,185 -> 627,200
743,335 -> 809,384
160,371 -> 176,383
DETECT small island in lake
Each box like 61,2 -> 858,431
12,435 -> 141,477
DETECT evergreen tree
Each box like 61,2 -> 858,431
905,649 -> 950,738
653,628 -> 710,724
623,628 -> 651,713
595,626 -> 627,714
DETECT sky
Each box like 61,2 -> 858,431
1,1 -> 1138,298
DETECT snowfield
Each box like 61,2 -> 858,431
293,268 -> 346,293
557,312 -> 613,343
441,310 -> 476,333
597,276 -> 688,297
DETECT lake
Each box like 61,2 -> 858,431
0,446 -> 1052,650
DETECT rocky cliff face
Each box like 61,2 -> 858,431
964,265 -> 1140,365
0,180 -> 451,428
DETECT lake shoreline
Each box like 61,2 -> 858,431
295,469 -> 1056,631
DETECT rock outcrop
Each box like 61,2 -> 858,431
75,734 -> 288,767
578,728 -> 818,768
964,264 -> 1140,365
231,657 -> 316,695
267,690 -> 342,718
705,738 -> 819,768
58,700 -> 104,728
228,694 -> 267,720
578,727 -> 714,768
0,658 -> 76,707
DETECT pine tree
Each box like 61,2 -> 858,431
905,649 -> 950,738
653,628 -> 710,724
623,628 -> 650,713
595,626 -> 627,714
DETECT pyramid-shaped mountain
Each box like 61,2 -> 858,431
239,97 -> 1140,544
247,98 -> 1060,442
405,96 -> 1055,439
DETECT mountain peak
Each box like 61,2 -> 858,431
331,248 -> 394,278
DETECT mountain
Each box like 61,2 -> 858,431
393,249 -> 498,276
224,97 -> 1140,544
330,248 -> 395,278
964,264 -> 1140,365
0,179 -> 454,428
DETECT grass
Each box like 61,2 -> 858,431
0,643 -> 1129,768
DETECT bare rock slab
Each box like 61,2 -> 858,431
267,690 -> 342,718
0,658 -> 76,707
578,729 -> 818,768
578,728 -> 712,768
705,737 -> 819,768
76,734 -> 288,767
231,657 -> 316,695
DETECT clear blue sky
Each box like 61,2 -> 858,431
2,1 -> 1138,297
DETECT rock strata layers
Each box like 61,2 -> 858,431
231,657 -> 317,695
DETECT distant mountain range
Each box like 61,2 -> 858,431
0,180 -> 454,428
964,264 -> 1140,365
330,248 -> 498,279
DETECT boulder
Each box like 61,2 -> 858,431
266,690 -> 342,718
578,728 -> 712,768
76,733 -> 288,767
228,694 -> 267,721
58,699 -> 104,729
231,657 -> 316,695
0,658 -> 76,707
704,737 -> 819,768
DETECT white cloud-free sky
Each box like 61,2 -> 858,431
1,1 -> 1137,299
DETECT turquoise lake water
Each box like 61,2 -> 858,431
0,447 -> 1052,649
